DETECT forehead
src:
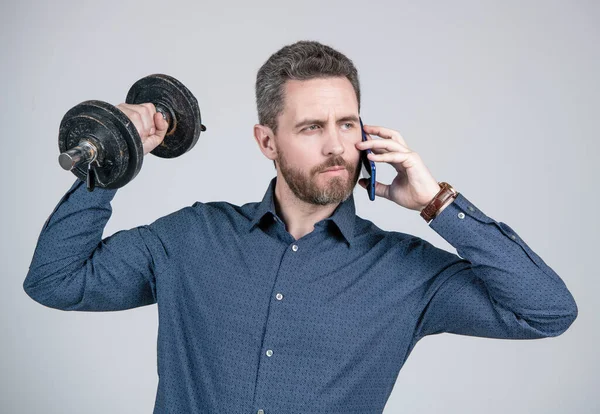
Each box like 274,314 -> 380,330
282,77 -> 358,117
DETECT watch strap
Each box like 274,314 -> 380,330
420,182 -> 458,223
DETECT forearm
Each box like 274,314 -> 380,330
426,192 -> 578,337
24,179 -> 119,308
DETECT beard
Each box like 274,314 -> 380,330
277,147 -> 362,206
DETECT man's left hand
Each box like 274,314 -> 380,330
356,124 -> 442,212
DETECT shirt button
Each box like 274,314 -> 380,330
510,234 -> 517,240
266,349 -> 273,357
275,293 -> 284,300
457,212 -> 465,219
258,410 -> 265,414
291,244 -> 299,252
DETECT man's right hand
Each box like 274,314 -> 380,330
116,103 -> 169,155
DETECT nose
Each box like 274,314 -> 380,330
322,129 -> 344,157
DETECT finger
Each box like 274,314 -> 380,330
357,139 -> 408,153
370,147 -> 389,155
367,151 -> 421,173
118,103 -> 154,137
358,138 -> 386,154
116,105 -> 146,138
142,133 -> 164,155
140,103 -> 157,135
363,125 -> 408,146
154,112 -> 169,139
134,104 -> 155,136
361,141 -> 389,154
140,113 -> 170,155
360,132 -> 388,154
373,180 -> 390,199
366,151 -> 411,165
357,178 -> 390,199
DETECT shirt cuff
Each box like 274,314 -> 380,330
429,192 -> 493,224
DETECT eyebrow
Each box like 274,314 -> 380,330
294,115 -> 360,130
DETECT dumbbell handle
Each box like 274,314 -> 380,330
58,140 -> 98,171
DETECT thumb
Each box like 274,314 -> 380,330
373,180 -> 390,199
154,111 -> 169,139
141,113 -> 170,155
358,179 -> 390,199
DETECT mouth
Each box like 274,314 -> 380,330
321,166 -> 346,173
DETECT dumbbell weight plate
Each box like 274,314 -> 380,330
125,74 -> 202,158
58,100 -> 144,189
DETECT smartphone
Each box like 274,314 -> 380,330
359,117 -> 376,201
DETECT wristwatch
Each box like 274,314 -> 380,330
420,182 -> 459,223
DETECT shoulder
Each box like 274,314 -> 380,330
188,199 -> 259,224
143,199 -> 259,245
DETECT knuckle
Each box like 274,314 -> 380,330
136,105 -> 150,119
142,102 -> 156,113
140,103 -> 151,114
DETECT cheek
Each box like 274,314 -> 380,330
347,150 -> 361,168
287,144 -> 319,167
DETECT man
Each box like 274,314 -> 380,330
24,40 -> 578,413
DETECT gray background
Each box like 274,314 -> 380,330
1,0 -> 597,413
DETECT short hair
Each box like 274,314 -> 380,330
255,40 -> 361,168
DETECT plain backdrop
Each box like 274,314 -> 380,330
1,1 -> 598,413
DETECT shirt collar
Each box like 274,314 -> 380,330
248,176 -> 356,246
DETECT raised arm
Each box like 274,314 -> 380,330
24,100 -> 175,311
23,179 -> 170,311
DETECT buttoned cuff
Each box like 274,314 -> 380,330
429,193 -> 493,227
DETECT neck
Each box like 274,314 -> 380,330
274,175 -> 340,241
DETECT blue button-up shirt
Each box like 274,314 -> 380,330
24,176 -> 578,413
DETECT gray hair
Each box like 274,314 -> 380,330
255,40 -> 361,168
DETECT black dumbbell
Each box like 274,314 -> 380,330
57,74 -> 206,191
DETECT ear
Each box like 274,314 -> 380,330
253,124 -> 277,161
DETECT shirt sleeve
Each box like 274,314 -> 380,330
23,178 -> 169,312
412,192 -> 578,341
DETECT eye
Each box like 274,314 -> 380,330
343,122 -> 354,129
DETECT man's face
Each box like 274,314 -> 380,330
274,77 -> 362,206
